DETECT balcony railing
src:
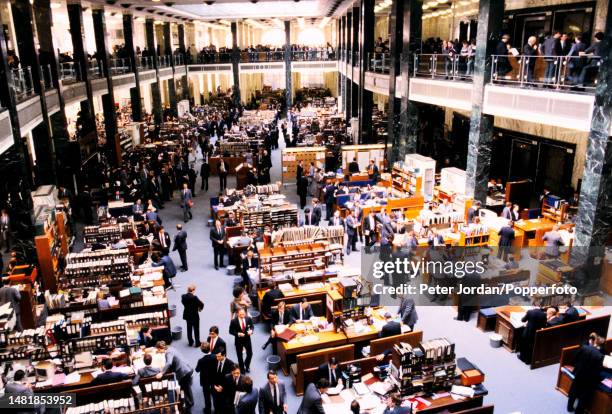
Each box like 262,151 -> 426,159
241,50 -> 285,63
59,62 -> 80,82
414,54 -> 474,81
88,59 -> 102,79
491,54 -> 601,92
367,52 -> 390,73
197,53 -> 232,64
110,58 -> 131,75
11,67 -> 35,101
138,56 -> 154,70
158,55 -> 172,68
291,48 -> 335,61
173,54 -> 184,66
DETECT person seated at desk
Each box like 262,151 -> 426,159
91,358 -> 129,386
428,229 -> 445,247
263,301 -> 291,354
467,200 -> 481,223
547,306 -> 564,327
297,378 -> 329,414
145,207 -> 162,225
380,312 -> 401,338
318,357 -> 344,389
291,298 -> 314,323
348,157 -> 360,175
241,249 -> 258,291
563,302 -> 581,324
132,198 -> 145,220
225,211 -> 239,227
138,326 -> 156,347
133,353 -> 160,384
504,254 -> 519,270
97,291 -> 111,310
383,392 -> 411,414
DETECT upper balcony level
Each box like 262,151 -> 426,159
340,51 -> 605,133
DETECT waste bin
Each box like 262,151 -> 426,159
489,333 -> 502,348
171,326 -> 183,341
267,355 -> 281,371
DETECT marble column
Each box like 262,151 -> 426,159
351,6 -> 360,120
345,11 -> 352,124
358,0 -> 374,144
398,0 -> 422,157
123,13 -> 143,122
178,24 -> 189,101
386,0 -> 404,163
231,22 -> 241,107
164,22 -> 177,115
339,15 -> 346,114
146,19 -> 163,125
336,17 -> 343,112
465,0 -> 504,202
284,21 -> 292,112
574,2 -> 612,256
92,8 -> 120,166
67,1 -> 96,133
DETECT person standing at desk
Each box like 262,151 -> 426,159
317,357 -> 343,388
261,283 -> 284,322
501,201 -> 513,220
380,312 -> 401,338
195,343 -> 216,414
567,333 -> 605,414
497,221 -> 515,262
229,308 -> 254,373
259,370 -> 288,414
348,157 -> 360,174
151,251 -> 177,290
398,296 -> 418,331
291,298 -> 314,322
467,200 -> 481,223
241,249 -> 258,291
519,306 -> 547,364
297,378 -> 329,414
155,341 -> 195,408
219,158 -> 229,191
182,284 -> 204,347
367,159 -> 379,182
210,220 -> 226,270
543,224 -> 564,258
173,224 -> 188,272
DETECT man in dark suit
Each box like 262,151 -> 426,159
201,159 -> 210,191
324,183 -> 336,221
236,376 -> 258,414
259,370 -> 287,414
297,378 -> 328,414
156,225 -> 171,251
152,251 -> 177,290
398,296 -> 418,330
296,160 -> 304,181
345,209 -> 360,255
519,306 -> 547,364
317,357 -> 343,388
497,221 -> 515,261
90,359 -> 129,385
261,283 -> 284,321
383,392 -> 411,414
229,308 -> 254,373
210,220 -> 226,270
173,223 -> 188,271
241,249 -> 258,291
224,365 -> 245,411
363,212 -> 376,250
263,301 -> 291,354
348,157 -> 360,174
181,284 -> 204,347
212,353 -> 236,413
329,210 -> 344,228
207,325 -> 227,356
367,160 -> 379,182
567,333 -> 605,414
291,298 -> 314,323
195,343 -> 216,414
380,312 -> 401,338
219,158 -> 229,191
563,303 -> 580,324
310,199 -> 322,226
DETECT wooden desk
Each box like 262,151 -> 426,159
277,329 -> 347,375
513,219 -> 556,247
494,305 -> 529,352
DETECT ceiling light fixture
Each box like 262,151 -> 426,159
50,2 -> 61,8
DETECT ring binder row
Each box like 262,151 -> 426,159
275,225 -> 345,246
390,338 -> 456,397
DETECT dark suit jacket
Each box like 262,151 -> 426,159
498,226 -> 515,246
311,205 -> 322,225
317,363 -> 342,387
261,288 -> 284,318
241,257 -> 259,276
259,382 -> 287,414
173,230 -> 188,251
156,231 -> 171,249
380,321 -> 401,338
229,316 -> 254,345
212,358 -> 235,386
348,161 -> 360,174
206,336 -> 227,355
398,297 -> 418,327
181,292 -> 204,321
521,308 -> 547,339
195,353 -> 216,386
290,304 -> 314,322
563,306 -> 580,324
224,373 -> 245,407
236,388 -> 259,414
90,370 -> 129,386
572,344 -> 604,395
272,308 -> 291,326
297,383 -> 324,414
210,226 -> 226,247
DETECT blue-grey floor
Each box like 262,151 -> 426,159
159,138 -> 586,414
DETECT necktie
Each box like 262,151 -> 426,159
241,318 -> 246,331
210,337 -> 216,351
279,312 -> 283,323
273,384 -> 278,406
217,361 -> 222,373
160,233 -> 166,247
330,367 -> 335,384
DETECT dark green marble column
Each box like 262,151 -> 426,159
351,6 -> 359,120
12,0 -> 56,183
178,24 -> 189,101
358,0 -> 374,144
345,11 -> 352,124
123,13 -> 143,122
231,21 -> 241,107
164,22 -> 177,115
465,0 -> 504,202
284,20 -> 292,112
146,18 -> 163,125
574,2 -> 612,258
92,8 -> 120,166
386,0 -> 404,163
339,15 -> 347,115
398,0 -> 422,156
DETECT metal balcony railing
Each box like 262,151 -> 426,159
158,55 -> 171,68
367,52 -> 390,73
138,56 -> 154,70
110,58 -> 131,75
10,66 -> 35,101
413,54 -> 474,81
291,48 -> 336,61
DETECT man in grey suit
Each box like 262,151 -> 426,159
155,341 -> 194,408
297,378 -> 328,414
398,296 -> 418,331
236,376 -> 258,414
180,182 -> 193,223
133,353 -> 160,384
173,224 -> 189,271
542,224 -> 564,258
259,370 -> 287,414
5,370 -> 43,413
